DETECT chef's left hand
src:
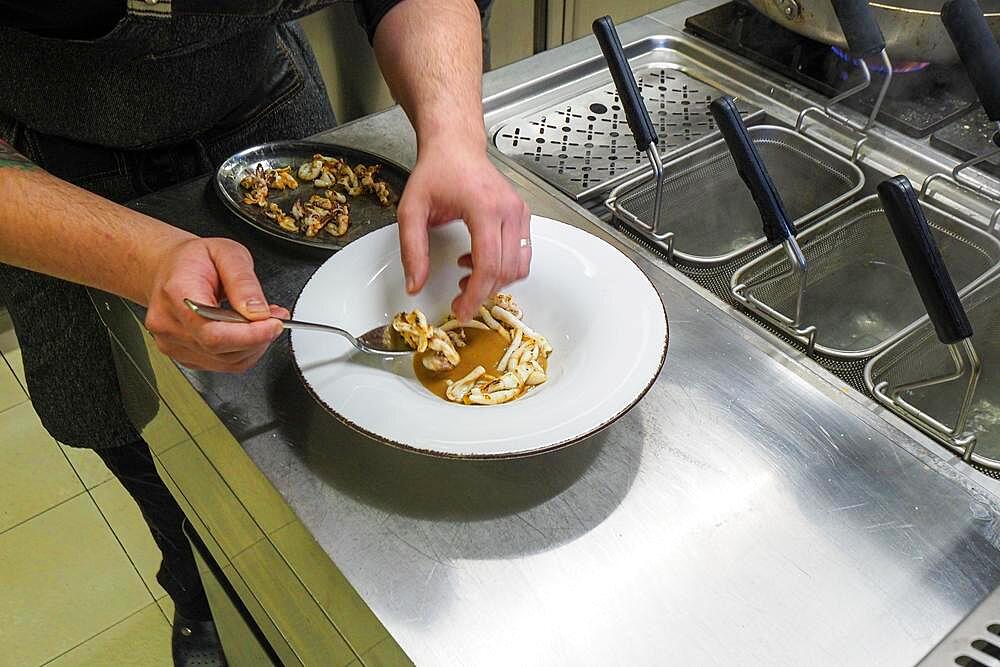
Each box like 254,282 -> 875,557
397,142 -> 531,323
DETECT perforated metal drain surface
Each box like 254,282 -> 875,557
493,66 -> 760,199
919,583 -> 1000,666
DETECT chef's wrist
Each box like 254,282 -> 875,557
415,115 -> 487,159
137,224 -> 198,307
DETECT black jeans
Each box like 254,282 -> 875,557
97,440 -> 212,620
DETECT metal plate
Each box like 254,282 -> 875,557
215,141 -> 409,251
492,64 -> 760,200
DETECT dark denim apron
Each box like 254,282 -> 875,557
0,0 -> 340,449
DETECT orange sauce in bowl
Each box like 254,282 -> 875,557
413,328 -> 547,402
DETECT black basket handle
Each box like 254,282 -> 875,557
592,16 -> 657,152
831,0 -> 886,57
709,95 -> 794,245
942,0 -> 1000,122
878,176 -> 973,344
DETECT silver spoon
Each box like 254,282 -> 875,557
183,299 -> 413,356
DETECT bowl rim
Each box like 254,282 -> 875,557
289,219 -> 670,459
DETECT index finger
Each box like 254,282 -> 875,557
193,319 -> 283,354
453,215 -> 501,321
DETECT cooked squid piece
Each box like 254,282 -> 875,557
395,293 -> 551,405
241,154 -> 395,239
391,311 -> 461,372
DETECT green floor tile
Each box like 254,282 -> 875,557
0,494 -> 153,666
0,402 -> 84,533
92,478 -> 168,600
60,444 -> 113,489
0,355 -> 25,415
0,310 -> 26,390
46,603 -> 171,667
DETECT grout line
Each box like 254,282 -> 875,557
0,325 -> 27,396
0,393 -> 29,418
86,478 -> 163,607
155,596 -> 173,625
39,601 -> 163,666
0,489 -> 88,538
1,354 -> 25,396
53,441 -> 165,614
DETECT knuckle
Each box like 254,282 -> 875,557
195,328 -> 224,351
499,264 -> 517,283
144,312 -> 167,335
160,277 -> 185,298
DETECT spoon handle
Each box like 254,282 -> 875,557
183,299 -> 357,342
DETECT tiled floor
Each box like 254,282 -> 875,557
0,310 -> 173,666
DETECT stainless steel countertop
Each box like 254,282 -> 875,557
120,3 -> 1000,664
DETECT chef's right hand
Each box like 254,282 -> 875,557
144,238 -> 287,372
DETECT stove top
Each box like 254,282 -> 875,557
684,2 -> 981,140
931,110 -> 1000,176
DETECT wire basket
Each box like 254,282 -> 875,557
732,194 -> 1000,360
605,126 -> 863,266
866,274 -> 1000,468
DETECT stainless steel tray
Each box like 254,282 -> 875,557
606,125 -> 864,266
215,141 -> 409,251
732,194 -> 1000,359
492,63 -> 761,202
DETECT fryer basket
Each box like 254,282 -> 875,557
731,194 -> 1000,360
866,275 -> 1000,469
606,125 -> 864,266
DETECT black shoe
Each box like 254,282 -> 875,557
172,611 -> 228,667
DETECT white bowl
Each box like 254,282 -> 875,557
290,215 -> 668,458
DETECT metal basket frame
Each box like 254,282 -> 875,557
864,275 -> 1000,467
920,121 -> 1000,229
794,50 -> 893,164
604,125 -> 864,266
731,194 -> 1000,361
871,338 -> 982,460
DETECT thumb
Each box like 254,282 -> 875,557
208,241 -> 271,321
397,191 -> 431,294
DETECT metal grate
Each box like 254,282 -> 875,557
493,66 -> 760,198
918,584 -> 1000,665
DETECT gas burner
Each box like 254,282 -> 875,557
830,46 -> 930,75
685,2 -> 980,138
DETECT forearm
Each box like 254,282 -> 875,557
372,0 -> 486,153
0,141 -> 194,305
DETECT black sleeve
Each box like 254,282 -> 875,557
354,0 -> 493,44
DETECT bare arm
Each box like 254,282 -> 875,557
0,140 -> 193,304
372,0 -> 485,159
372,0 -> 531,321
0,140 -> 285,371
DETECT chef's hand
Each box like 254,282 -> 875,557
144,238 -> 287,372
397,143 -> 531,322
